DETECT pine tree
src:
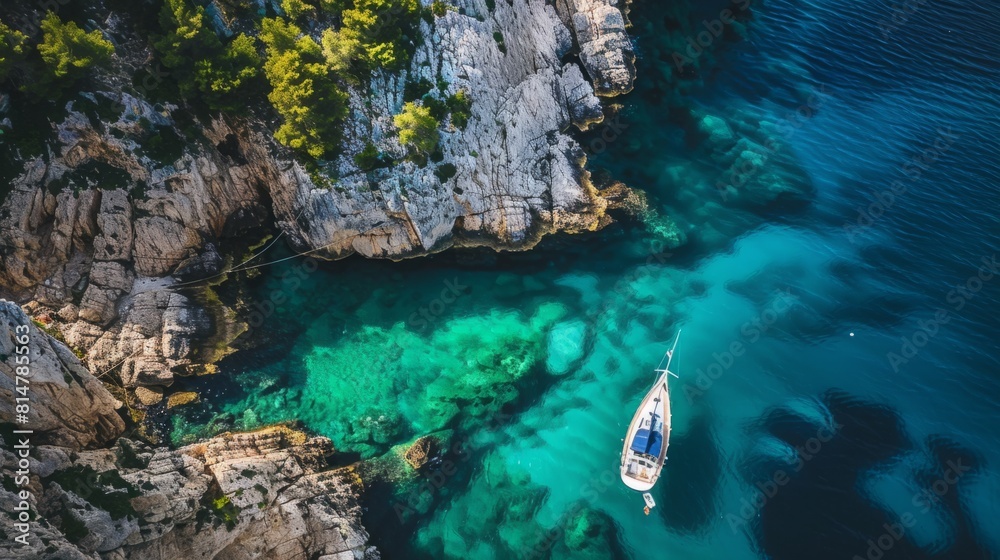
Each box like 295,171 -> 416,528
261,18 -> 348,158
394,101 -> 439,154
193,33 -> 261,111
36,13 -> 114,86
0,22 -> 28,83
154,0 -> 259,109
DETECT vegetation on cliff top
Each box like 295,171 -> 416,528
1,0 -> 426,164
260,16 -> 349,158
394,101 -> 440,155
154,0 -> 262,111
0,13 -> 113,96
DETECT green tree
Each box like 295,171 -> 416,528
394,101 -> 439,154
282,0 -> 316,19
154,0 -> 258,109
193,33 -> 261,110
153,0 -> 220,74
341,0 -> 420,69
446,89 -> 472,129
320,28 -> 363,75
36,13 -> 114,85
0,22 -> 28,83
261,17 -> 348,158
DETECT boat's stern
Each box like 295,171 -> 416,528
620,471 -> 655,492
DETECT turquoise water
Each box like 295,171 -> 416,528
172,0 -> 1000,557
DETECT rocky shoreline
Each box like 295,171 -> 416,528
1,301 -> 377,559
0,0 -> 636,405
0,0 -> 636,557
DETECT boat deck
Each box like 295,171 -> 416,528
621,388 -> 669,491
620,332 -> 680,493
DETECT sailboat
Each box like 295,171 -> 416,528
620,330 -> 681,493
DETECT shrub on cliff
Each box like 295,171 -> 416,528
447,89 -> 472,129
153,0 -> 260,111
354,142 -> 384,171
431,0 -> 449,17
261,17 -> 348,158
34,13 -> 114,94
0,22 -> 28,83
193,34 -> 262,111
341,0 -> 421,69
394,101 -> 439,155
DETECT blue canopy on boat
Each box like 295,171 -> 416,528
630,427 -> 662,457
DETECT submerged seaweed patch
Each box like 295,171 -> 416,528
174,302 -> 568,457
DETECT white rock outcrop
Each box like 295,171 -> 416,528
0,300 -> 125,449
556,0 -> 637,95
0,307 -> 375,559
0,0 -> 635,391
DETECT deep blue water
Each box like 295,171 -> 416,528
174,0 -> 1000,557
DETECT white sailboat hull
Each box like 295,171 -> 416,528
620,372 -> 671,492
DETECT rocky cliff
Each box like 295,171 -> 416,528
0,301 -> 125,449
0,300 -> 376,559
0,0 -> 635,397
0,0 -> 636,556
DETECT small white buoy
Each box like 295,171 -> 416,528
850,332 -> 855,337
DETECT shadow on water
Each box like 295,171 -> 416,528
655,410 -> 722,535
741,389 -> 992,560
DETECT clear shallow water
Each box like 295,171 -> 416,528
173,0 -> 1000,557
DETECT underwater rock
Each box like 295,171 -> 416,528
600,180 -> 649,216
642,209 -> 687,250
403,434 -> 443,470
134,386 -> 164,406
561,505 -> 621,559
547,319 -> 589,375
165,391 -> 200,409
698,114 -> 736,143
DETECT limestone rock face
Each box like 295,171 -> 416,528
0,0 -> 635,387
278,0 -> 625,260
78,261 -> 134,325
107,428 -> 377,560
0,428 -> 376,560
0,300 -> 124,449
71,289 -> 214,389
0,303 -> 375,558
554,0 -> 636,96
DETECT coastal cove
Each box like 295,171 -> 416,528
0,0 -> 996,557
169,0 -> 1000,558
